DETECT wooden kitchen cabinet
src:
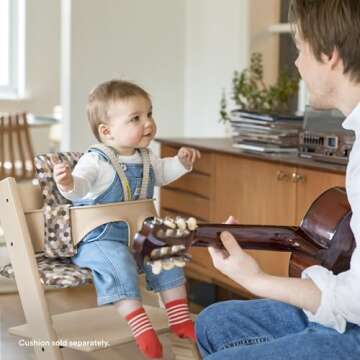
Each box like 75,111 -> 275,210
214,154 -> 297,226
160,145 -> 216,221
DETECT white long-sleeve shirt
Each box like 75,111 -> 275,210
60,149 -> 189,202
302,102 -> 360,333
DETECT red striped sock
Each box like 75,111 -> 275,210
126,307 -> 163,359
165,298 -> 195,342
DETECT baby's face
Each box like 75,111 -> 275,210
106,96 -> 156,154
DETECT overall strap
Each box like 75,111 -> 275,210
88,144 -> 151,201
89,144 -> 132,201
138,148 -> 150,200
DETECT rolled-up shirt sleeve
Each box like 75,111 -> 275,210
301,154 -> 360,333
149,149 -> 190,186
58,153 -> 105,201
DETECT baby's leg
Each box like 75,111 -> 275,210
73,238 -> 163,358
115,298 -> 142,317
160,285 -> 196,342
144,264 -> 195,342
115,298 -> 163,359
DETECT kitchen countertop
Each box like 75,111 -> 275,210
156,137 -> 347,174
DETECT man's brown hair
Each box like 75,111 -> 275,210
289,0 -> 360,83
87,80 -> 150,141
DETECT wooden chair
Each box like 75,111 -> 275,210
0,177 -> 200,359
0,112 -> 36,181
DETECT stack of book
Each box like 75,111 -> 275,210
230,110 -> 304,153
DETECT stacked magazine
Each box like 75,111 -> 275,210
230,110 -> 304,153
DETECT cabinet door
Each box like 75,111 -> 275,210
214,154 -> 297,226
295,167 -> 345,224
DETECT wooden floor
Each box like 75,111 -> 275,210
0,247 -> 201,360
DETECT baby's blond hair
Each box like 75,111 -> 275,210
87,80 -> 150,141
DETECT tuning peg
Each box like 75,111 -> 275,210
170,244 -> 186,254
161,259 -> 175,271
186,217 -> 198,230
150,247 -> 168,258
164,217 -> 176,229
151,260 -> 163,275
175,217 -> 187,231
150,248 -> 160,258
172,257 -> 186,267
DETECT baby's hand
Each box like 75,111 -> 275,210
177,147 -> 201,170
50,154 -> 74,192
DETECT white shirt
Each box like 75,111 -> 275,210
302,102 -> 360,333
60,149 -> 189,201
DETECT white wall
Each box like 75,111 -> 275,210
62,1 -> 251,150
0,0 -> 60,153
184,0 -> 250,137
62,0 -> 186,152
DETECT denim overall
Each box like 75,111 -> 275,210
71,148 -> 185,306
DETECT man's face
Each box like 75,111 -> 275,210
294,30 -> 335,110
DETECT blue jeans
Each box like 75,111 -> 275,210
195,299 -> 360,359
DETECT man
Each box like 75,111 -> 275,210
195,1 -> 360,359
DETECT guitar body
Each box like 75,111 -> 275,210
134,187 -> 355,277
293,187 -> 355,275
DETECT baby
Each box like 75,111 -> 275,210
53,80 -> 200,359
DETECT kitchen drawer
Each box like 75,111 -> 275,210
166,172 -> 211,198
160,145 -> 214,175
160,188 -> 210,221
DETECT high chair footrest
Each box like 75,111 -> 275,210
9,305 -> 169,352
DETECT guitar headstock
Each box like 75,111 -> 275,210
133,216 -> 198,274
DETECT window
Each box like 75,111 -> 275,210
0,0 -> 25,99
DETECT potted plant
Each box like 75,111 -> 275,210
220,52 -> 300,123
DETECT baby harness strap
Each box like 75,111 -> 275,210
89,144 -> 151,201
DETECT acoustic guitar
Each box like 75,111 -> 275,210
133,187 -> 355,277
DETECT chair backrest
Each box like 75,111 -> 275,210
0,113 -> 36,181
1,177 -> 158,253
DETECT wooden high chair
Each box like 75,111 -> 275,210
0,113 -> 36,181
0,177 -> 200,359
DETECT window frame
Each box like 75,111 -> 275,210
0,0 -> 25,99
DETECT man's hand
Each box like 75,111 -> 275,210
177,147 -> 201,170
208,230 -> 265,291
51,154 -> 74,192
209,216 -> 321,314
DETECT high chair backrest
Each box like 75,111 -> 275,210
0,113 -> 36,181
1,177 -> 158,253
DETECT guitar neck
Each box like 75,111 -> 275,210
193,224 -> 320,255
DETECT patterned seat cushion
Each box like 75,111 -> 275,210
0,254 -> 93,288
34,152 -> 83,258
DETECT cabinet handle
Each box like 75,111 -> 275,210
292,172 -> 305,183
276,170 -> 291,181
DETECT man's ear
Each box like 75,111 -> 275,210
325,48 -> 342,71
98,123 -> 112,140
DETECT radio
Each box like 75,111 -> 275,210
299,108 -> 355,165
